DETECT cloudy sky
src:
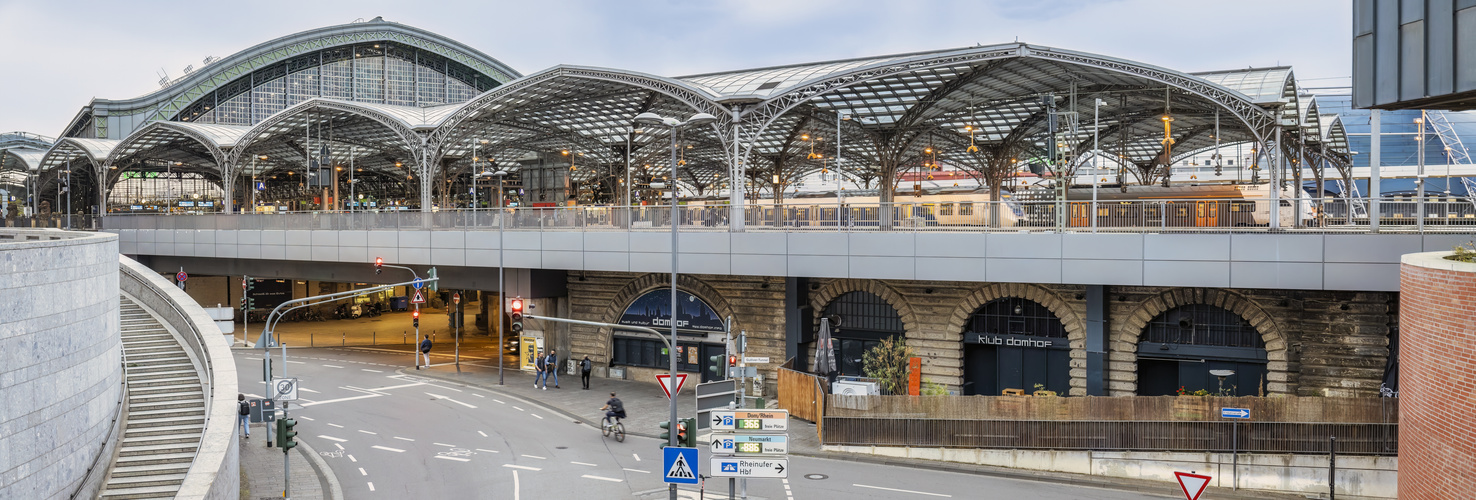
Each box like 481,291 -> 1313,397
0,0 -> 1351,136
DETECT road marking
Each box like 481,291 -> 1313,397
512,470 -> 520,500
478,431 -> 488,437
434,442 -> 456,448
623,468 -> 650,474
371,445 -> 404,453
348,454 -> 356,463
327,423 -> 344,428
334,443 -> 344,450
425,392 -> 477,408
493,399 -> 505,404
299,416 -> 315,421
582,474 -> 623,483
393,436 -> 415,442
299,394 -> 382,407
632,453 -> 641,462
358,467 -> 367,476
512,406 -> 524,411
367,482 -> 375,492
471,393 -> 485,398
530,413 -> 543,420
434,455 -> 471,462
503,464 -> 541,471
286,361 -> 306,365
853,484 -> 952,497
475,448 -> 501,454
299,388 -> 319,393
571,461 -> 597,467
520,454 -> 546,460
358,430 -> 377,435
318,435 -> 347,442
323,365 -> 344,368
361,368 -> 383,373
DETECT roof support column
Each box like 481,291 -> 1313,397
729,110 -> 745,232
221,160 -> 235,215
419,137 -> 433,214
96,164 -> 110,217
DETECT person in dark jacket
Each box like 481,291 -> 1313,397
417,336 -> 433,369
237,394 -> 251,438
542,349 -> 560,389
580,355 -> 593,389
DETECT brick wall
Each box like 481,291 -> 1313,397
1398,252 -> 1476,499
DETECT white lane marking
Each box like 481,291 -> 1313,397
323,364 -> 344,368
476,448 -> 501,454
623,468 -> 650,474
434,455 -> 471,462
571,461 -> 597,467
512,406 -> 524,412
358,430 -> 377,435
367,482 -> 375,492
286,361 -> 306,365
493,399 -> 505,404
530,413 -> 543,420
318,435 -> 347,442
371,445 -> 404,453
361,382 -> 426,392
327,423 -> 344,428
512,470 -> 519,500
433,442 -> 456,447
348,454 -> 357,463
358,467 -> 367,476
472,393 -> 485,398
477,431 -> 488,437
299,416 -> 315,421
361,368 -> 383,373
299,388 -> 320,393
520,454 -> 546,460
299,394 -> 382,407
853,484 -> 953,497
334,443 -> 344,450
425,392 -> 477,409
503,464 -> 541,471
582,474 -> 623,483
632,453 -> 641,462
393,436 -> 415,442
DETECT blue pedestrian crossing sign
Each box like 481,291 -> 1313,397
662,447 -> 700,484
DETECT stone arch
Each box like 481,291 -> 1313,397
1112,288 -> 1292,395
807,279 -> 918,337
944,283 -> 1089,394
580,273 -> 735,363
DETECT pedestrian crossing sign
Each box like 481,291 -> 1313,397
662,447 -> 699,485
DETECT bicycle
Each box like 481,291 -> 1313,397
600,412 -> 625,442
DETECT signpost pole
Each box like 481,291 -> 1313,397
283,401 -> 291,500
1232,420 -> 1238,490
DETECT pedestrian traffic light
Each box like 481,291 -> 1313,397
412,309 -> 420,328
708,354 -> 729,379
374,257 -> 383,274
509,298 -> 524,334
276,418 -> 298,451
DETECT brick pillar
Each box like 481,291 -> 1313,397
1399,251 -> 1476,499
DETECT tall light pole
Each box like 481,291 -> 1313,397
1416,112 -> 1426,231
1092,98 -> 1103,233
633,111 -> 716,500
495,166 -> 510,385
626,127 -> 634,228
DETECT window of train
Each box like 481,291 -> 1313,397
940,203 -> 954,215
959,203 -> 973,215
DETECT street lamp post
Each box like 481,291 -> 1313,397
1416,112 -> 1426,231
633,111 -> 716,500
1092,98 -> 1103,233
494,166 -> 510,385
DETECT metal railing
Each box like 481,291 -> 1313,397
83,197 -> 1476,234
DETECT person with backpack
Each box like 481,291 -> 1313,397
417,336 -> 433,369
544,349 -> 560,389
534,349 -> 547,389
580,355 -> 593,390
601,392 -> 626,426
237,394 -> 251,439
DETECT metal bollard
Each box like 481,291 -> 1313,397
373,331 -> 376,345
342,332 -> 345,346
310,333 -> 314,347
1329,436 -> 1337,500
403,331 -> 406,344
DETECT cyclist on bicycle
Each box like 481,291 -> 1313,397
601,392 -> 626,426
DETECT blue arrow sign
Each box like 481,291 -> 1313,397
412,278 -> 423,290
1221,407 -> 1250,419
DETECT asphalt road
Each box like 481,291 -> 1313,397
233,346 -> 1168,499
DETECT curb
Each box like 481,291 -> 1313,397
296,438 -> 344,500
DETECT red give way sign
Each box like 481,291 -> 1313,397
654,373 -> 687,400
1174,471 -> 1211,500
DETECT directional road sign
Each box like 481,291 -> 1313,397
662,447 -> 700,484
710,433 -> 788,455
1174,471 -> 1211,500
655,373 -> 688,400
1220,407 -> 1250,419
710,410 -> 788,432
742,356 -> 770,364
272,378 -> 299,401
412,277 -> 424,289
410,290 -> 426,304
711,457 -> 788,478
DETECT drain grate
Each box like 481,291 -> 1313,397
804,474 -> 828,480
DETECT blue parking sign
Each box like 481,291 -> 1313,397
663,447 -> 699,485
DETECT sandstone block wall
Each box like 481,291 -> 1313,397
0,230 -> 121,500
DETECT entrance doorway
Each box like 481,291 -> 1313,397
961,297 -> 1070,395
1136,304 -> 1268,396
818,291 -> 905,377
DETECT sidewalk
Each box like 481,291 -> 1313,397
238,424 -> 341,500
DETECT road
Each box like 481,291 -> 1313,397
233,346 -> 1167,499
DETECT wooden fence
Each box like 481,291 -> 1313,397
826,394 -> 1399,423
776,361 -> 828,440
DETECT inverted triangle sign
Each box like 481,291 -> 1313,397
655,373 -> 687,400
1175,471 -> 1211,500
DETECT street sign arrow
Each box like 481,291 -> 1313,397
413,278 -> 423,290
1220,407 -> 1250,419
775,463 -> 784,474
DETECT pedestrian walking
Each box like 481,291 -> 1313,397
580,355 -> 593,389
534,349 -> 547,389
417,336 -> 433,369
546,349 -> 560,389
237,394 -> 250,439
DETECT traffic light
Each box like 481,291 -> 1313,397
276,418 -> 298,451
708,354 -> 730,379
509,298 -> 524,334
680,418 -> 696,448
241,277 -> 255,310
412,309 -> 420,328
427,267 -> 439,292
375,257 -> 383,274
659,420 -> 673,448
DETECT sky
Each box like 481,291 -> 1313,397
0,0 -> 1352,137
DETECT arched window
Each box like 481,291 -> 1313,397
1138,304 -> 1267,397
817,291 -> 904,376
963,298 -> 1070,396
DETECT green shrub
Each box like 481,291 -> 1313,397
1450,241 -> 1476,263
862,337 -> 912,395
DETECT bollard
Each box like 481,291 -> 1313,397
310,333 -> 314,347
403,331 -> 406,344
342,332 -> 345,346
1329,436 -> 1337,500
373,331 -> 376,345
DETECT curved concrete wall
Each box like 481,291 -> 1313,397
0,229 -> 121,500
1399,251 -> 1476,499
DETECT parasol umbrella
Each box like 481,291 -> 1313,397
812,317 -> 837,376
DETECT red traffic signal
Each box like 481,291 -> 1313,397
728,355 -> 737,366
411,310 -> 420,319
509,298 -> 524,313
374,257 -> 383,274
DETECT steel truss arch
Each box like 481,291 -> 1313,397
108,121 -> 233,170
226,98 -> 427,169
